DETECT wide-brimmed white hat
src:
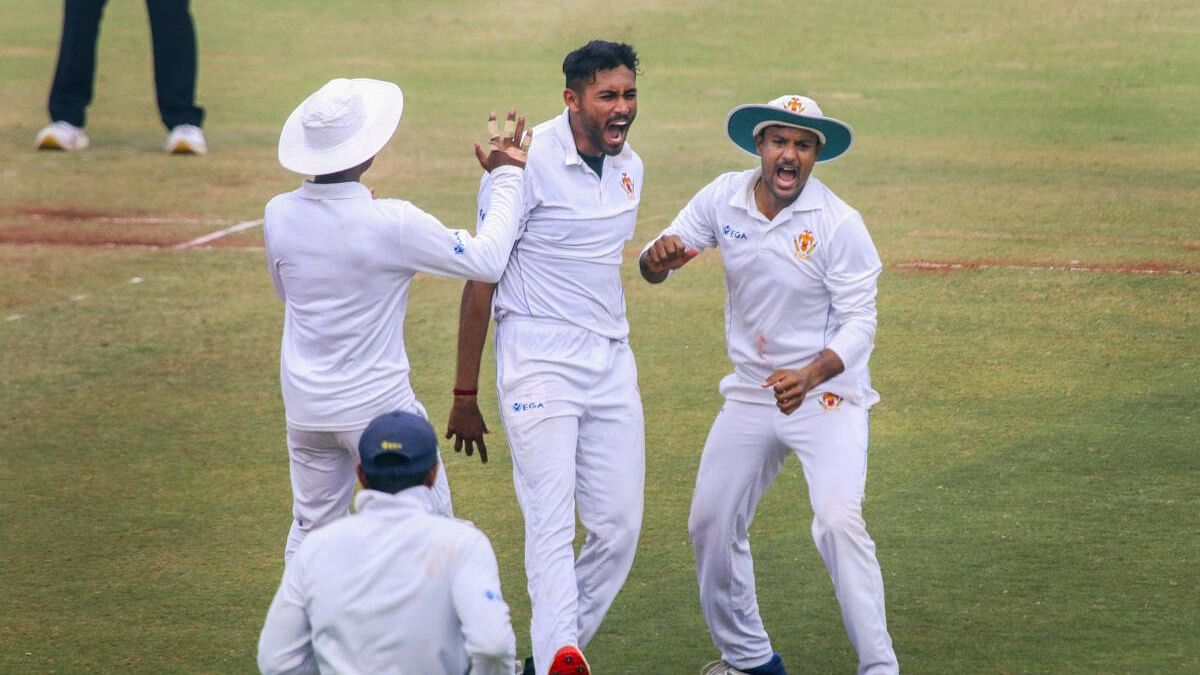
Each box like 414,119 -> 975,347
726,94 -> 853,162
278,78 -> 404,175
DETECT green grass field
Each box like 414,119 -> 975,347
2,1 -> 1197,672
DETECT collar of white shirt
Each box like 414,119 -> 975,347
732,168 -> 826,225
297,180 -> 372,200
354,486 -> 437,516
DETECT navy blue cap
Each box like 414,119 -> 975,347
358,411 -> 439,492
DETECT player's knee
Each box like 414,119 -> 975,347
609,509 -> 642,550
687,503 -> 729,547
810,497 -> 866,541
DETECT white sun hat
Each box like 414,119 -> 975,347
278,78 -> 404,175
726,94 -> 853,162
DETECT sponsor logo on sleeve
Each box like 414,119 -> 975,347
511,401 -> 545,413
453,230 -> 466,255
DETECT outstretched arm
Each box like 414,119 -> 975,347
392,109 -> 529,282
446,280 -> 497,463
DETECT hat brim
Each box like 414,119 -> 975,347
278,79 -> 404,176
726,104 -> 853,162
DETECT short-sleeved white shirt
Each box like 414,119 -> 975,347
647,169 -> 882,407
257,488 -> 516,675
264,167 -> 523,430
478,109 -> 643,340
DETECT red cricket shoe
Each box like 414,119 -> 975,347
548,645 -> 590,675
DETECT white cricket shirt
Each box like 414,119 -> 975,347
647,169 -> 882,407
478,109 -> 643,340
264,166 -> 523,431
257,488 -> 516,675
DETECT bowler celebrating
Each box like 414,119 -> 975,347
446,40 -> 644,675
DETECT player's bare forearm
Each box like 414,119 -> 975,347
453,280 -> 495,389
446,280 -> 497,462
640,234 -> 699,284
762,349 -> 845,414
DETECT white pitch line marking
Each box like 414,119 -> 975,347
173,218 -> 264,250
6,314 -> 23,322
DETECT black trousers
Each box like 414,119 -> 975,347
47,0 -> 204,129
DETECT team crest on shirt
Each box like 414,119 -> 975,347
793,229 -> 817,259
817,392 -> 843,412
620,172 -> 636,199
784,97 -> 805,113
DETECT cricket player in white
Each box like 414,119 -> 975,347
640,95 -> 898,675
258,410 -> 517,675
446,41 -> 643,675
264,78 -> 530,562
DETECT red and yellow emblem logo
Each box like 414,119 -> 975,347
793,229 -> 817,259
817,392 -> 843,412
620,172 -> 636,199
784,96 -> 805,113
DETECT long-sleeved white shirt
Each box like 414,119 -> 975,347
646,169 -> 881,407
264,166 -> 523,430
257,488 -> 516,675
478,109 -> 643,340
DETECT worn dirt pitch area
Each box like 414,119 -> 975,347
0,206 -> 262,250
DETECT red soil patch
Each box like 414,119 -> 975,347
909,229 -> 1199,251
895,259 -> 1197,276
2,206 -> 248,248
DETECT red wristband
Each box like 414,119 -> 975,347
453,388 -> 478,397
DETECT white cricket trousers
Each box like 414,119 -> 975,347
689,396 -> 897,675
282,402 -> 453,563
495,318 -> 645,673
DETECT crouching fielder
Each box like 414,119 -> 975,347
639,95 -> 898,675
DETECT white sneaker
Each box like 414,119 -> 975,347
36,121 -> 90,151
701,660 -> 749,675
165,124 -> 207,155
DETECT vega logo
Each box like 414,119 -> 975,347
721,224 -> 749,242
453,230 -> 466,255
511,401 -> 545,413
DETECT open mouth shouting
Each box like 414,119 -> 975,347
603,117 -> 631,153
771,162 -> 801,196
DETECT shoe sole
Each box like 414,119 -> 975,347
548,647 -> 589,675
168,142 -> 204,155
37,137 -> 69,151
